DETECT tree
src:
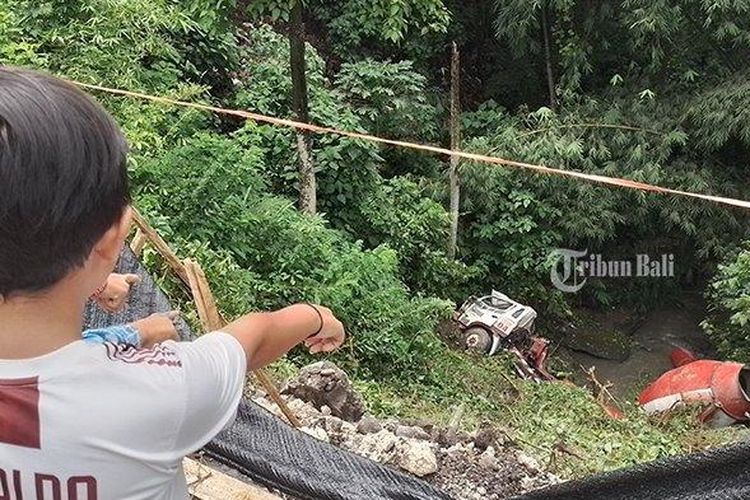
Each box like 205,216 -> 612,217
308,0 -> 451,60
247,0 -> 449,214
539,1 -> 557,111
289,1 -> 316,214
493,0 -> 561,110
246,0 -> 317,214
448,41 -> 461,259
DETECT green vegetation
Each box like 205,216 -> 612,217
357,350 -> 743,479
3,0 -> 750,480
704,244 -> 750,361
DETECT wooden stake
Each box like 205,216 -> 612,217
253,370 -> 302,429
130,208 -> 189,284
184,259 -> 302,429
184,259 -> 222,333
130,228 -> 147,257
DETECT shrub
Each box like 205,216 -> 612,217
133,131 -> 453,378
703,244 -> 750,361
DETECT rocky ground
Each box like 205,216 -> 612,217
250,361 -> 560,499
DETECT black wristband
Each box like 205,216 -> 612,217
303,302 -> 324,338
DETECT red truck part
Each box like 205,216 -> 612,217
638,352 -> 750,426
669,346 -> 698,368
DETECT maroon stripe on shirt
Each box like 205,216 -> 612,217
0,376 -> 41,449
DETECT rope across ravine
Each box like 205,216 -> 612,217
69,79 -> 750,211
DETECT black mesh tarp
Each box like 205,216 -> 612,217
513,439 -> 750,500
83,248 -> 452,500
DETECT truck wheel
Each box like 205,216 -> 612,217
464,327 -> 492,354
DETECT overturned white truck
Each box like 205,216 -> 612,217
454,291 -> 554,382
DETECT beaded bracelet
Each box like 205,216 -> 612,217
91,282 -> 107,299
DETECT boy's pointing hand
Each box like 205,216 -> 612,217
304,305 -> 345,354
131,311 -> 180,347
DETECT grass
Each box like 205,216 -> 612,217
349,346 -> 747,480
247,323 -> 744,480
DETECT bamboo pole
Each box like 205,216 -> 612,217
72,80 -> 750,211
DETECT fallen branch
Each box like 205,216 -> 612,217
553,441 -> 585,460
582,365 -> 625,420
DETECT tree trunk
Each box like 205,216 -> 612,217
290,1 -> 316,215
540,2 -> 557,112
448,41 -> 461,260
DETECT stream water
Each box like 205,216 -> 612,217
566,294 -> 716,400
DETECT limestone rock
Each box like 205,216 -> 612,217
382,418 -> 399,432
396,440 -> 438,477
404,418 -> 435,433
395,424 -> 431,441
286,397 -> 322,423
357,416 -> 383,435
356,430 -> 399,463
282,361 -> 366,422
300,426 -> 329,443
478,446 -> 499,471
473,421 -> 499,451
517,451 -> 542,472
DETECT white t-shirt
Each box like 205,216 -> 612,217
0,332 -> 247,500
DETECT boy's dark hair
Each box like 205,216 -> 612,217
0,67 -> 130,296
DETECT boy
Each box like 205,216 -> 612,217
0,67 -> 345,499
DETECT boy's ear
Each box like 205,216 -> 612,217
93,207 -> 133,262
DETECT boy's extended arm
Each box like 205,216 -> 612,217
222,304 -> 345,370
